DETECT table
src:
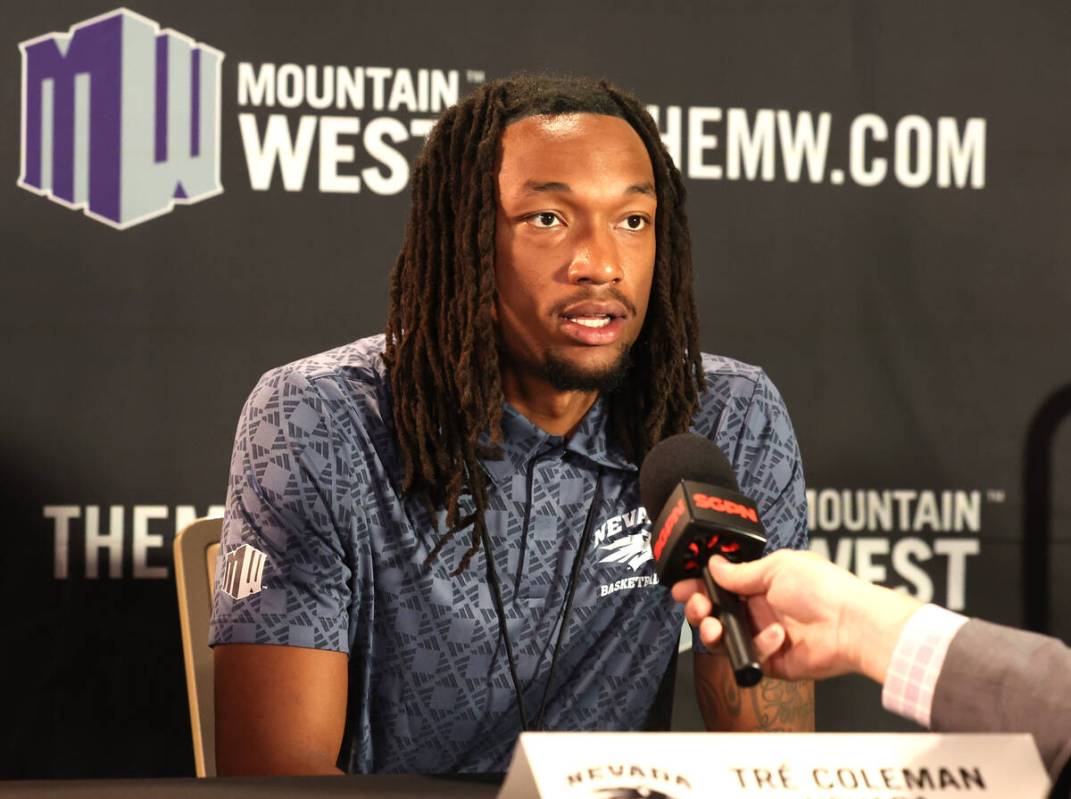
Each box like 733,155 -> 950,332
0,774 -> 503,797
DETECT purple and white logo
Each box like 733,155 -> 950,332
18,8 -> 224,229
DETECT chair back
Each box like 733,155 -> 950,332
174,517 -> 223,777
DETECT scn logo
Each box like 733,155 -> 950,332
18,8 -> 223,229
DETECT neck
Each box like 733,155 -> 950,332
500,368 -> 598,437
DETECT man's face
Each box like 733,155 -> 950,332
493,113 -> 657,394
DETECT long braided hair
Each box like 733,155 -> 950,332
383,74 -> 704,574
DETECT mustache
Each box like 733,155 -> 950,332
549,287 -> 638,318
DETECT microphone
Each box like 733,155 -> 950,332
640,433 -> 767,688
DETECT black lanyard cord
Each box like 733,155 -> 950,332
535,467 -> 604,731
480,514 -> 530,732
481,464 -> 605,734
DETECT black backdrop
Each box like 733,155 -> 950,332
2,0 -> 1069,779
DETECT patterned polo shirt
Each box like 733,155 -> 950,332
209,334 -> 808,773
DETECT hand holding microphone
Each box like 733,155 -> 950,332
640,433 -> 769,687
643,434 -> 920,685
674,548 -> 923,685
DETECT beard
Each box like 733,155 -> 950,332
539,345 -> 633,393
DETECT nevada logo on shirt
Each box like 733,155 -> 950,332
595,506 -> 660,597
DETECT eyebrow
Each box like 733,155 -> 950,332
521,180 -> 656,197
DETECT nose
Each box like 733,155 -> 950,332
566,222 -> 623,285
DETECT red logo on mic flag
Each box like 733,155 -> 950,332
652,497 -> 685,561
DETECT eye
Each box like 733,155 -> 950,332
528,212 -> 563,229
619,214 -> 650,231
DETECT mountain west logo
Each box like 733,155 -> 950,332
220,544 -> 266,600
18,8 -> 224,229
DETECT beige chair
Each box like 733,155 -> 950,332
174,517 -> 223,778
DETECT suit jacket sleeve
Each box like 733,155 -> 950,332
931,618 -> 1071,779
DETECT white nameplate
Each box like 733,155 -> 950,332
498,732 -> 1050,798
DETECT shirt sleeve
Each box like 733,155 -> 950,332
731,369 -> 808,553
694,367 -> 808,655
209,366 -> 354,653
881,603 -> 969,728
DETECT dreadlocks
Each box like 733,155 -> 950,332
383,74 -> 704,574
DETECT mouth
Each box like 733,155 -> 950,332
563,313 -> 615,329
557,301 -> 630,345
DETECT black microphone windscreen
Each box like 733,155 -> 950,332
639,433 -> 739,515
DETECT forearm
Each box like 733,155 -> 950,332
694,651 -> 815,731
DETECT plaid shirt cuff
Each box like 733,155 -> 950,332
881,603 -> 969,728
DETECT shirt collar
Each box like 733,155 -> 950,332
479,397 -> 636,490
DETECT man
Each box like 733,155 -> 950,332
675,550 -> 1071,784
209,74 -> 812,776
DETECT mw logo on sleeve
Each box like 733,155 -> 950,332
221,544 -> 266,600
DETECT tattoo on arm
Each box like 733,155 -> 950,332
747,677 -> 815,731
694,651 -> 815,731
695,662 -> 742,721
